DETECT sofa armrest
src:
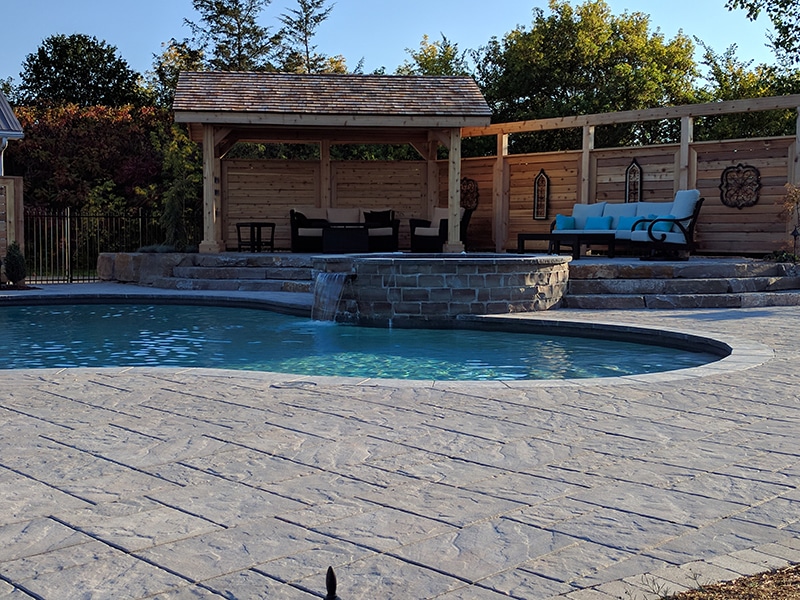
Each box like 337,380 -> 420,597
410,218 -> 431,233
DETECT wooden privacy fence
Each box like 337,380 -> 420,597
217,95 -> 800,255
23,208 -> 164,283
460,95 -> 800,255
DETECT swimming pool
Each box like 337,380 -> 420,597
0,303 -> 721,380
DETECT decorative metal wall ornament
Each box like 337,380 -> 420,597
719,163 -> 761,209
625,158 -> 642,203
460,177 -> 480,210
533,168 -> 550,220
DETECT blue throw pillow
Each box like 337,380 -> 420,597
651,215 -> 676,232
554,214 -> 576,230
585,216 -> 613,230
617,216 -> 640,231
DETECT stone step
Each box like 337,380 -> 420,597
190,253 -> 316,269
567,276 -> 800,296
172,266 -> 313,281
151,277 -> 313,293
568,260 -> 792,280
563,290 -> 800,309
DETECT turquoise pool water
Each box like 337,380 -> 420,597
0,304 -> 719,380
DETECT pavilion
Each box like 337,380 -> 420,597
173,72 -> 492,252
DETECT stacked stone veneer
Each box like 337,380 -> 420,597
315,254 -> 571,325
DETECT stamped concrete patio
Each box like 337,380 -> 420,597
0,283 -> 799,599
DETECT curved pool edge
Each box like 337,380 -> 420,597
0,283 -> 773,386
457,312 -> 774,388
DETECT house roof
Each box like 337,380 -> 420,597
173,72 -> 492,129
0,91 -> 23,139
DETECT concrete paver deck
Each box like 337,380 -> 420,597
0,283 -> 798,599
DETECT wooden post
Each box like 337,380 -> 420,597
320,139 -> 332,208
580,125 -> 595,203
444,128 -> 463,252
679,116 -> 694,190
494,133 -> 508,252
793,107 -> 800,185
0,176 -> 24,258
426,136 -> 439,219
199,125 -> 223,253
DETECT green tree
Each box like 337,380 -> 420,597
726,0 -> 800,64
6,105 -> 172,210
0,78 -> 15,102
146,39 -> 204,108
18,34 -> 144,107
474,0 -> 698,150
694,43 -> 800,139
397,34 -> 471,76
186,0 -> 280,71
159,126 -> 203,249
4,242 -> 26,286
278,0 -> 336,73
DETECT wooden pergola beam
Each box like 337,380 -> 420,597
462,94 -> 800,138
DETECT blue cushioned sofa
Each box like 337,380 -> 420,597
549,189 -> 704,259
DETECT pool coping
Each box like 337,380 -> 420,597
0,282 -> 774,388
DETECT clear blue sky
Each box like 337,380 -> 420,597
1,0 -> 778,83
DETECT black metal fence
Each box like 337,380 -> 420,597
23,208 -> 165,283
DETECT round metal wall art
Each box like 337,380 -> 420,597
460,177 -> 480,210
719,163 -> 761,209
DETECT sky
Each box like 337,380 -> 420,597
1,0 -> 780,84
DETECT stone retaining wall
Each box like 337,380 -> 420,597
314,254 -> 571,325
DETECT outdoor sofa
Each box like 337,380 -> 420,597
526,189 -> 704,260
290,207 -> 400,253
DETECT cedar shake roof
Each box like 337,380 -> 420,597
0,92 -> 23,139
173,72 -> 492,128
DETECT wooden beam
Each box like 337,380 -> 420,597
425,134 -> 439,219
199,125 -> 223,253
580,125 -> 594,204
176,110 -> 490,130
320,140 -> 331,209
444,128 -> 463,252
493,133 -> 508,252
679,116 -> 694,190
461,94 -> 800,138
793,107 -> 800,185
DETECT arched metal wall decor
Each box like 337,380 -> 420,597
533,169 -> 550,220
625,158 -> 642,203
719,163 -> 761,209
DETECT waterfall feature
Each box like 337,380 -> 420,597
311,272 -> 349,321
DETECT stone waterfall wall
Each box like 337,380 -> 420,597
314,254 -> 571,326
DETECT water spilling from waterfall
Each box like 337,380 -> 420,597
311,272 -> 349,321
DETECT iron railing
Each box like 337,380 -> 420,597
23,208 -> 165,283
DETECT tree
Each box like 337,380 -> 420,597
159,126 -> 203,249
4,242 -> 26,286
146,39 -> 205,108
18,34 -> 144,107
693,42 -> 800,139
7,105 -> 171,210
0,78 -> 15,102
725,0 -> 800,64
278,0 -> 336,73
474,0 -> 698,150
186,0 -> 280,71
396,34 -> 471,76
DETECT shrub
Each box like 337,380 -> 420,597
4,242 -> 27,285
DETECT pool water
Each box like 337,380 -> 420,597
0,304 -> 718,380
